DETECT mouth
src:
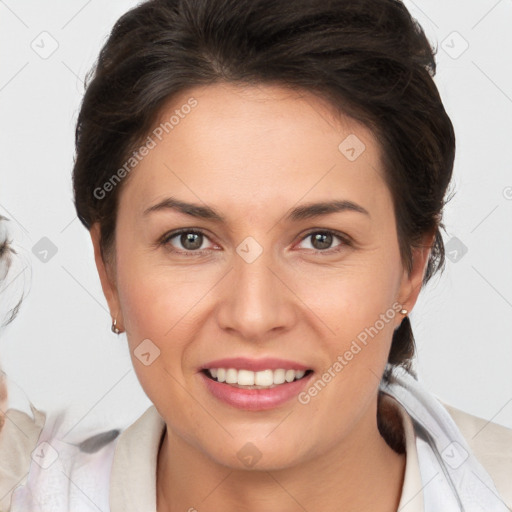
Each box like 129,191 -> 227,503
199,357 -> 315,410
202,368 -> 314,389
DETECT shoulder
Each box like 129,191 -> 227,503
0,406 -> 45,458
110,406 -> 165,512
9,411 -> 120,512
442,401 -> 512,508
0,406 -> 45,511
113,405 -> 164,463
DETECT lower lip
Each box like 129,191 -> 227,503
200,372 -> 314,411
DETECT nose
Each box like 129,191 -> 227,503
216,244 -> 297,342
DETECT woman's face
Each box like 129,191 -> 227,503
92,83 -> 430,470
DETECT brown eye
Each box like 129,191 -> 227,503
297,230 -> 350,253
162,229 -> 211,253
179,232 -> 204,251
310,232 -> 333,250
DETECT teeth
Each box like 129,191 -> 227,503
273,369 -> 286,384
206,368 -> 309,388
238,369 -> 255,386
226,368 -> 238,384
255,369 -> 273,386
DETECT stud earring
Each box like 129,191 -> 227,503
111,318 -> 121,334
400,308 -> 408,315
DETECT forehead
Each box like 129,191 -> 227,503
119,82 -> 390,219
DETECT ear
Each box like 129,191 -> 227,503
90,223 -> 123,330
395,231 -> 436,326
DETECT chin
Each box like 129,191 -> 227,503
198,433 -> 310,473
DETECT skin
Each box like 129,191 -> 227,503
91,82 -> 433,512
0,371 -> 5,432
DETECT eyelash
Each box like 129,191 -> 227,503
159,228 -> 352,257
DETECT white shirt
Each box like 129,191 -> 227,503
109,394 -> 512,511
6,392 -> 512,511
0,407 -> 45,512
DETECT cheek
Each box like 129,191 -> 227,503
116,270 -> 193,413
116,246 -> 203,342
295,247 -> 403,397
114,250 -> 213,390
294,250 -> 402,339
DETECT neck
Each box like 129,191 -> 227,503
157,397 -> 405,512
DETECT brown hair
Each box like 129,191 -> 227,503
72,0 -> 455,377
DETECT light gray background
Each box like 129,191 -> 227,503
0,0 -> 511,434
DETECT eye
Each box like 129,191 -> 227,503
296,230 -> 351,253
161,229 -> 215,255
159,228 -> 351,256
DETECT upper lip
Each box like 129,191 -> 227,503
200,357 -> 311,372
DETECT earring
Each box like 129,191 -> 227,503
111,318 -> 121,335
400,308 -> 408,316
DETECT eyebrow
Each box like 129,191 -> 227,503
143,196 -> 370,222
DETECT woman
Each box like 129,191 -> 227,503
11,0 -> 512,510
0,216 -> 45,511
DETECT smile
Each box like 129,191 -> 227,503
204,368 -> 312,389
200,361 -> 315,410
